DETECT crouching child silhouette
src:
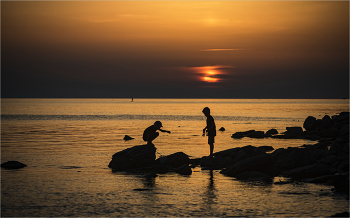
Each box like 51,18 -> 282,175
143,121 -> 171,146
202,107 -> 216,158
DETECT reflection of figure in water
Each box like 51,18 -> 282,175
143,121 -> 171,146
203,170 -> 217,212
202,107 -> 216,158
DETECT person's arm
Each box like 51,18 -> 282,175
159,129 -> 171,134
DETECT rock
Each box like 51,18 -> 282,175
219,127 -> 225,131
274,147 -> 317,170
246,131 -> 265,138
235,171 -> 272,180
133,165 -> 169,174
258,146 -> 274,152
282,163 -> 332,180
331,212 -> 350,217
155,152 -> 190,168
213,147 -> 241,159
175,164 -> 192,175
123,135 -> 134,141
285,127 -> 304,136
1,161 -> 27,169
321,115 -> 334,129
233,145 -> 266,163
108,144 -> 156,171
221,153 -> 275,177
332,173 -> 349,195
266,129 -> 278,135
301,174 -> 334,183
231,130 -> 255,139
201,156 -> 234,170
303,116 -> 317,131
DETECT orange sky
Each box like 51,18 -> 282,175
2,1 -> 349,98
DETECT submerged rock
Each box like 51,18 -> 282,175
1,161 -> 27,169
175,164 -> 192,175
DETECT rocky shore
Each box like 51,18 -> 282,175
108,112 -> 349,197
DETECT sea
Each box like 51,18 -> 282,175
1,98 -> 349,217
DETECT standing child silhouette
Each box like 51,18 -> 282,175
202,107 -> 216,158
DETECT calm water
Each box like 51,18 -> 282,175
1,98 -> 349,217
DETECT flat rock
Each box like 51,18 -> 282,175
1,161 -> 27,169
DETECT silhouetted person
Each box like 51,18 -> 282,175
202,107 -> 216,158
143,121 -> 171,146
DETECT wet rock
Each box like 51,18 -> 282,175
213,147 -> 241,159
282,163 -> 332,180
219,127 -> 225,131
266,129 -> 278,135
258,146 -> 274,152
1,161 -> 27,169
332,173 -> 349,195
123,135 -> 134,141
155,152 -> 190,168
234,171 -> 271,180
133,165 -> 169,174
321,115 -> 334,129
246,131 -> 265,138
273,147 -> 317,170
231,130 -> 255,139
221,153 -> 275,177
301,174 -> 334,183
303,116 -> 317,131
285,127 -> 304,136
108,144 -> 156,171
331,212 -> 350,217
201,156 -> 234,170
175,164 -> 192,175
233,145 -> 266,163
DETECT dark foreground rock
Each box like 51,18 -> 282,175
155,152 -> 190,168
1,161 -> 27,169
108,144 -> 156,171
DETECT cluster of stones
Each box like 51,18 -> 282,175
108,112 -> 349,197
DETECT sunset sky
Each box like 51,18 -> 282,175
2,1 -> 349,98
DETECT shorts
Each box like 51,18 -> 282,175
208,136 -> 215,144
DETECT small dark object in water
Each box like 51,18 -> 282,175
123,135 -> 134,141
219,127 -> 225,131
1,161 -> 27,169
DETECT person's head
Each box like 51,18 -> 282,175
202,107 -> 210,116
154,121 -> 163,129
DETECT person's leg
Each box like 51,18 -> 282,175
209,143 -> 214,157
147,132 -> 159,144
208,136 -> 215,157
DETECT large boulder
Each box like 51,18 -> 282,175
231,130 -> 255,139
1,161 -> 27,169
175,164 -> 192,175
285,127 -> 304,136
273,147 -> 317,170
155,152 -> 190,168
213,147 -> 241,159
220,153 -> 275,177
303,116 -> 317,131
108,144 -> 156,171
321,115 -> 334,129
282,163 -> 332,180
